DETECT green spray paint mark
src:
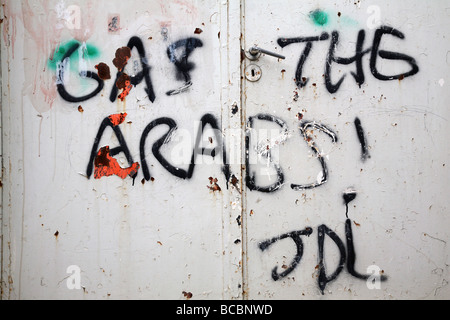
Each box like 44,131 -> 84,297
338,15 -> 359,28
48,40 -> 101,71
309,9 -> 329,27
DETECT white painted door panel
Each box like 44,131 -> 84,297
242,0 -> 450,299
1,0 -> 242,299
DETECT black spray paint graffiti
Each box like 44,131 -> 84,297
245,114 -> 287,193
85,110 -> 360,196
56,42 -> 104,102
354,117 -> 370,161
86,112 -> 231,186
259,227 -> 313,281
166,37 -> 203,95
50,17 -> 420,297
278,26 -> 419,93
109,36 -> 156,103
86,114 -> 138,183
139,113 -> 230,183
291,121 -> 338,190
54,36 -> 203,104
245,114 -> 339,193
259,190 -> 387,294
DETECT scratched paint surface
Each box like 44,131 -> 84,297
1,0 -> 450,300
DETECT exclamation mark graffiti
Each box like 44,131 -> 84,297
354,117 -> 370,161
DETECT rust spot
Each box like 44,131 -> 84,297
296,113 -> 303,120
116,73 -> 132,101
95,62 -> 111,80
338,12 -> 341,17
116,73 -> 130,90
108,112 -> 127,126
217,31 -> 220,39
94,146 -> 110,167
157,241 -> 163,246
182,291 -> 193,299
54,231 -> 59,238
398,74 -> 405,81
231,174 -> 239,187
250,209 -> 254,216
207,177 -> 221,192
194,27 -> 203,34
150,177 -> 155,182
118,80 -> 132,101
112,46 -> 131,71
141,178 -> 145,185
93,146 -> 140,180
353,221 -> 361,227
78,105 -> 84,113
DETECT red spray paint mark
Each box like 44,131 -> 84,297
94,145 -> 140,180
118,80 -> 132,101
116,73 -> 132,101
108,112 -> 128,126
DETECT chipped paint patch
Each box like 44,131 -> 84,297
115,73 -> 132,101
182,291 -> 193,299
113,46 -> 131,71
94,146 -> 140,180
207,177 -> 221,192
95,62 -> 111,80
108,113 -> 127,126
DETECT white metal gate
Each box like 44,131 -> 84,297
1,0 -> 449,299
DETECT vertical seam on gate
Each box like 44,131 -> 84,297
0,9 -> 3,300
239,0 -> 249,300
